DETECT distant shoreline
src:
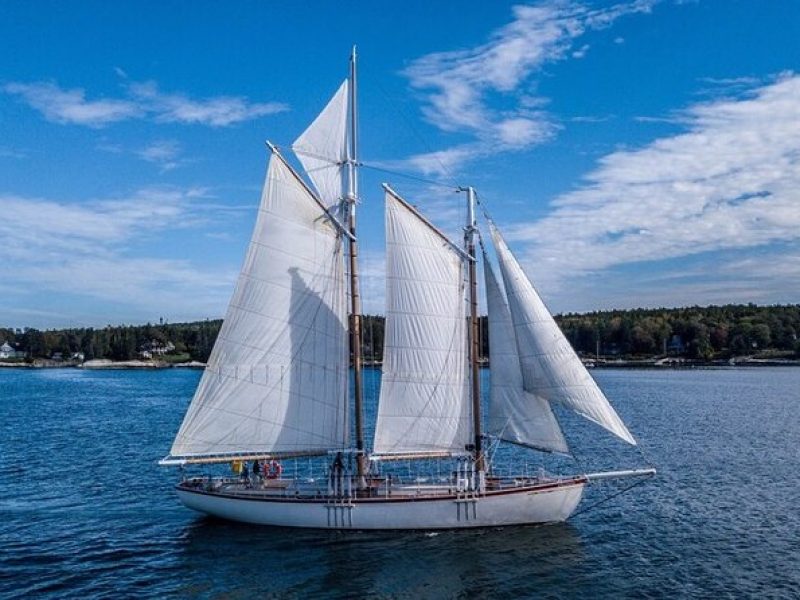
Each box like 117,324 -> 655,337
0,359 -> 206,370
586,357 -> 800,369
2,357 -> 799,370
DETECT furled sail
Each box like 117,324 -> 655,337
292,80 -> 349,208
489,223 -> 636,445
372,188 -> 472,456
484,256 -> 569,454
168,155 -> 349,461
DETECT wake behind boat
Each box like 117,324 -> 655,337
159,48 -> 655,530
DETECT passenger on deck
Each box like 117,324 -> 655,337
330,452 -> 344,494
252,460 -> 261,483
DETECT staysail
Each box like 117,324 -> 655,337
484,256 -> 569,453
489,223 -> 636,445
292,80 -> 349,209
167,155 -> 349,461
372,188 -> 472,456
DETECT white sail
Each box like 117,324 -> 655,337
489,223 -> 636,445
169,155 -> 349,460
484,256 -> 569,454
292,80 -> 349,208
372,189 -> 471,456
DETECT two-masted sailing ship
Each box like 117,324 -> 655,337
159,50 -> 655,529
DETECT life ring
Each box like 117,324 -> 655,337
268,460 -> 282,479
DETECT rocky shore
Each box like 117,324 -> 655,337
0,359 -> 206,369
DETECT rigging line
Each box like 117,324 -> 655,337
485,420 -> 512,468
474,192 -> 496,225
360,162 -> 460,191
273,146 -> 461,192
569,475 -> 653,520
369,69 -> 461,187
634,438 -> 658,470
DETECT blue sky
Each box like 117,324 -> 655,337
2,0 -> 799,328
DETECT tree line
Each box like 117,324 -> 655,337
0,320 -> 221,363
557,304 -> 800,359
2,304 -> 798,363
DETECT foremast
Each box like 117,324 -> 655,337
346,46 -> 367,486
462,187 -> 484,471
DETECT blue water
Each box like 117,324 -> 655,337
1,367 -> 799,598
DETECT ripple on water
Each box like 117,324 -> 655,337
1,367 -> 799,598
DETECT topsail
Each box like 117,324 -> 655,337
292,80 -> 349,209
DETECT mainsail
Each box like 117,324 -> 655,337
484,256 -> 569,454
372,188 -> 472,456
488,223 -> 637,445
292,80 -> 349,209
167,155 -> 349,461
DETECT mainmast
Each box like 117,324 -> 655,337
347,46 -> 367,485
463,186 -> 484,471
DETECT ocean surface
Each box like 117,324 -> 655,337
1,366 -> 798,599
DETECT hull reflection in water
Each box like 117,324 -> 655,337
176,517 -> 587,597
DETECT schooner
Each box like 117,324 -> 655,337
159,49 -> 655,529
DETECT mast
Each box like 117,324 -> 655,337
347,46 -> 367,485
463,186 -> 484,471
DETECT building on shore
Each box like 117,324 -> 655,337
0,341 -> 23,359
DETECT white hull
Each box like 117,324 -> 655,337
175,478 -> 586,530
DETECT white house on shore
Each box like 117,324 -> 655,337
0,341 -> 23,359
139,340 -> 175,359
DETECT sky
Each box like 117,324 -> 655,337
1,0 -> 799,329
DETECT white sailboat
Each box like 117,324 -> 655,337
159,49 -> 655,529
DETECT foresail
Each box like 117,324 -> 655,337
292,80 -> 349,209
168,156 -> 349,460
489,223 -> 637,445
372,189 -> 471,456
484,256 -> 569,454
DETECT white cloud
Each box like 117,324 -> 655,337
572,44 -> 590,58
127,80 -> 288,126
0,187 -> 200,254
698,76 -> 760,87
0,189 -> 238,325
138,140 -> 180,162
695,75 -> 766,98
403,145 -> 478,177
137,139 -> 183,171
3,79 -> 288,128
2,82 -> 141,127
549,247 -> 800,313
501,73 -> 800,305
571,115 -> 613,123
402,0 -> 655,173
633,114 -> 685,124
